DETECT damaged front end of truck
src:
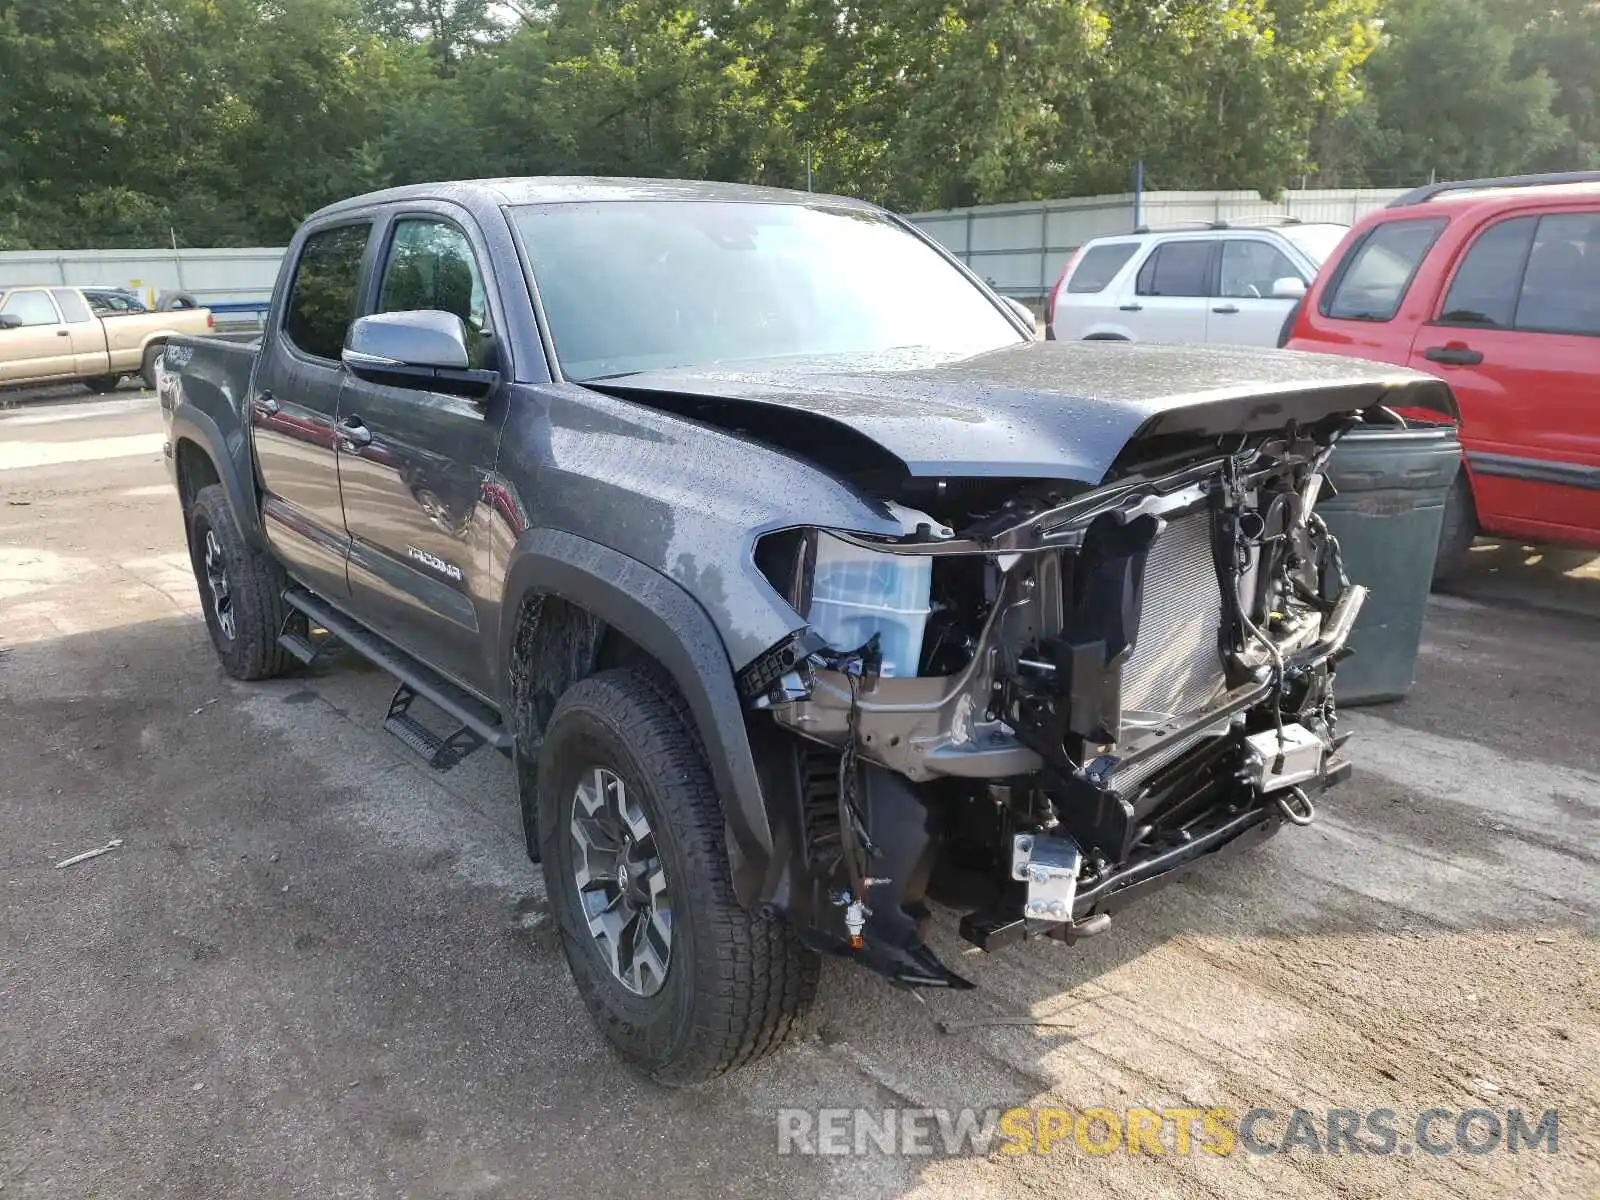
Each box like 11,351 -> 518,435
739,415 -> 1373,988
597,345 -> 1457,992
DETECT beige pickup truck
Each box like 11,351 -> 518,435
0,285 -> 213,393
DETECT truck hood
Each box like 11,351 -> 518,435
590,340 -> 1456,485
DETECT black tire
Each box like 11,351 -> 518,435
538,669 -> 818,1085
82,374 -> 121,394
155,290 -> 199,311
1433,472 -> 1477,588
140,343 -> 164,391
187,484 -> 294,680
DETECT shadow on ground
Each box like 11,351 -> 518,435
2,602 -> 1595,1197
1444,537 -> 1600,620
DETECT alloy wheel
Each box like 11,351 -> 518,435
569,765 -> 672,996
203,527 -> 236,642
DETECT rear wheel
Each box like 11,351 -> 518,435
82,374 -> 120,394
538,669 -> 818,1084
187,485 -> 293,680
140,343 -> 164,390
1433,472 -> 1477,587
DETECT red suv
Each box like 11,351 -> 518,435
1285,172 -> 1600,579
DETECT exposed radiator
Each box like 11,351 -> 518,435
1118,510 -> 1227,722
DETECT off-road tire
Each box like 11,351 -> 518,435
155,290 -> 199,311
140,343 -> 164,391
1433,472 -> 1477,588
538,669 -> 819,1085
187,484 -> 294,680
82,374 -> 120,394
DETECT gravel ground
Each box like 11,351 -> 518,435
1,392 -> 1596,1198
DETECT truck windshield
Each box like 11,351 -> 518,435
511,200 -> 1024,381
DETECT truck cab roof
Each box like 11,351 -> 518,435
311,176 -> 880,221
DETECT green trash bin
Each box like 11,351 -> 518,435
1317,422 -> 1462,705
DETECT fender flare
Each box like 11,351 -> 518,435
168,401 -> 265,550
499,529 -> 773,905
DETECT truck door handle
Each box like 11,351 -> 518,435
1212,304 -> 1240,315
1424,345 -> 1483,366
338,416 -> 372,448
252,391 -> 279,416
56,329 -> 70,337
1119,303 -> 1143,312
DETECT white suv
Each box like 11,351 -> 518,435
1046,220 -> 1347,347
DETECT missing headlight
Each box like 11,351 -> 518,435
756,529 -> 935,679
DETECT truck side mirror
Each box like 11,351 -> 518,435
0,313 -> 22,330
1271,277 -> 1308,300
342,310 -> 497,399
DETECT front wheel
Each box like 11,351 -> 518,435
187,485 -> 294,680
538,669 -> 818,1085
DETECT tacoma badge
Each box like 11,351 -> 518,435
407,546 -> 463,581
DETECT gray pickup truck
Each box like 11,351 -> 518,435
160,177 -> 1454,1084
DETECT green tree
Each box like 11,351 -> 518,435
1325,0 -> 1568,185
0,0 -> 136,247
1080,0 -> 1378,195
359,0 -> 499,74
1513,0 -> 1600,170
0,0 -> 1590,249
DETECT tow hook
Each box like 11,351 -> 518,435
1274,784 -> 1317,826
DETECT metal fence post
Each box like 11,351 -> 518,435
1039,203 -> 1049,295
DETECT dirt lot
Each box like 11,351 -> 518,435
2,391 -> 1596,1198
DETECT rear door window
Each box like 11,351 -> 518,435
1438,218 -> 1536,328
1066,243 -> 1139,294
1515,213 -> 1600,336
1322,218 -> 1447,321
283,223 -> 371,361
51,289 -> 93,324
0,290 -> 62,326
1135,241 -> 1212,297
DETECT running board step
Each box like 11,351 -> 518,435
277,609 -> 336,665
277,631 -> 322,665
384,684 -> 485,770
280,587 -> 513,767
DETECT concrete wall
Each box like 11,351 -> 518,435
0,247 -> 282,310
